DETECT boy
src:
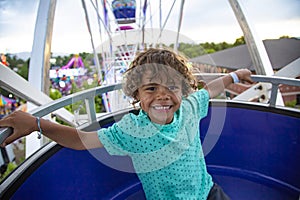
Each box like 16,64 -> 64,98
0,48 -> 252,199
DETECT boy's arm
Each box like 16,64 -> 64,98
204,69 -> 253,98
0,110 -> 103,150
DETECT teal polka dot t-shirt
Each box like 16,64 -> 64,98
98,89 -> 213,199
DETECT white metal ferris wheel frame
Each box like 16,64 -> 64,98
27,0 -> 281,89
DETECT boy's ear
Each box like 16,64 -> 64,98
135,91 -> 140,101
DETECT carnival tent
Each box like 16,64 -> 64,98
0,95 -> 16,106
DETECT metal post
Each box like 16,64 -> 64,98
27,0 -> 57,158
228,0 -> 284,105
174,0 -> 185,53
228,0 -> 273,75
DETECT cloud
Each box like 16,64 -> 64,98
242,0 -> 300,21
1,0 -> 299,53
0,0 -> 38,37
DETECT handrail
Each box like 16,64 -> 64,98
0,62 -> 76,125
251,75 -> 300,106
195,73 -> 300,107
194,73 -> 300,87
0,83 -> 122,145
1,75 -> 300,145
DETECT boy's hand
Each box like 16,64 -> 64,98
0,111 -> 37,147
234,69 -> 254,83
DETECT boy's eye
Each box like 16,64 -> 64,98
145,86 -> 156,91
168,86 -> 179,91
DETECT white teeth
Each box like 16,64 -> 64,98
153,106 -> 171,110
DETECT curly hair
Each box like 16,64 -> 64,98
122,48 -> 198,105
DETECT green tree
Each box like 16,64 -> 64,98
279,35 -> 290,39
49,88 -> 62,100
16,59 -> 30,80
233,36 -> 246,46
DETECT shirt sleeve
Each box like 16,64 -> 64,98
185,89 -> 210,119
97,123 -> 128,156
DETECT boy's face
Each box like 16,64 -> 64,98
137,70 -> 183,125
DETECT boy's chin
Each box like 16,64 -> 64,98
150,115 -> 173,125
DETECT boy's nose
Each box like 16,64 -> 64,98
156,86 -> 171,100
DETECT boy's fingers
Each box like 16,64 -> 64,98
1,130 -> 15,147
0,116 -> 13,127
245,77 -> 254,84
2,129 -> 21,146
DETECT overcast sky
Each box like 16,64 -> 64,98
0,0 -> 299,54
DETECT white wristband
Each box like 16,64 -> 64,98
229,72 -> 239,83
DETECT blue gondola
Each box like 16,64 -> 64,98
112,0 -> 136,24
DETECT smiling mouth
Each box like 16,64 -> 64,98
152,105 -> 172,110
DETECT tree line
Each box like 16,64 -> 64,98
3,36 -> 247,80
1,35 -> 292,98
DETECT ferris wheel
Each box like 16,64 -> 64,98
80,0 -> 192,111
81,0 -> 191,82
